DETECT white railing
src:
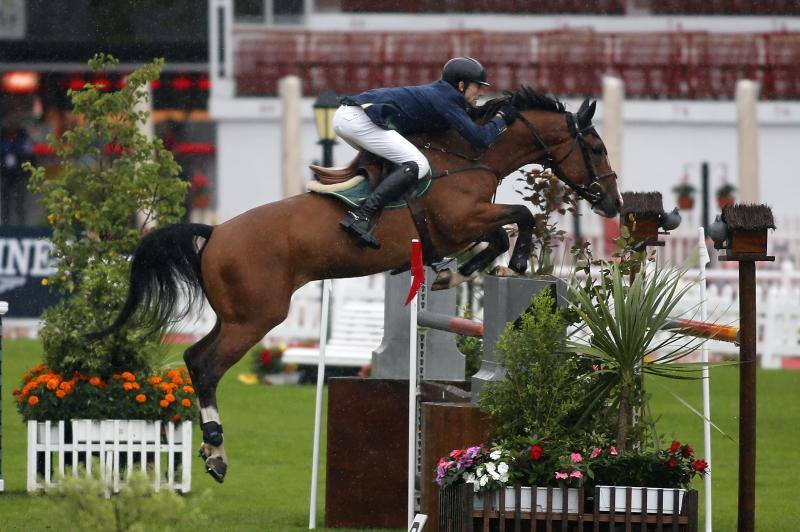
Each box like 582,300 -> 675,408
27,420 -> 192,493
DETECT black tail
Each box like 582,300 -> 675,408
86,223 -> 214,341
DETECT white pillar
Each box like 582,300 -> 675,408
736,79 -> 760,203
135,81 -> 155,231
280,76 -> 303,198
602,76 -> 624,189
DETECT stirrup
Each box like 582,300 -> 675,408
340,212 -> 381,249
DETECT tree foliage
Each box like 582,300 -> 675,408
25,54 -> 187,376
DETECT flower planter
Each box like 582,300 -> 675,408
597,485 -> 686,514
717,195 -> 734,209
28,419 -> 192,493
677,195 -> 694,210
438,484 -> 699,531
474,486 -> 580,513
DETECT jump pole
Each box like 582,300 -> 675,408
0,301 -> 6,492
698,227 -> 713,532
406,239 -> 423,527
309,279 -> 332,529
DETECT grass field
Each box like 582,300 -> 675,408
0,339 -> 797,530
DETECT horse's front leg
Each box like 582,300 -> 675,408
432,227 -> 509,290
504,205 -> 535,274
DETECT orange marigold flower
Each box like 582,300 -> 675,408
150,376 -> 162,385
159,382 -> 172,393
46,378 -> 60,390
112,374 -> 121,380
56,390 -> 66,399
165,393 -> 176,403
181,398 -> 192,408
33,363 -> 46,372
167,369 -> 181,380
183,386 -> 194,394
89,377 -> 103,386
159,399 -> 169,408
28,396 -> 39,405
130,382 -> 140,390
171,414 -> 181,422
123,382 -> 134,391
121,371 -> 136,382
135,394 -> 147,404
12,388 -> 21,396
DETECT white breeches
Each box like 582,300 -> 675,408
332,105 -> 430,179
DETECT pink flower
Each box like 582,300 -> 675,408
610,446 -> 618,456
590,447 -> 602,459
592,364 -> 600,372
554,472 -> 568,480
570,452 -> 583,463
569,470 -> 584,479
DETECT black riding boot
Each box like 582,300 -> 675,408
339,161 -> 419,249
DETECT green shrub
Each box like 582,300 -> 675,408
478,291 -> 601,443
24,53 -> 187,376
40,472 -> 210,531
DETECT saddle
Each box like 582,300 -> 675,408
309,150 -> 392,189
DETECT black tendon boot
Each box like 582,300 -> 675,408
340,161 -> 419,249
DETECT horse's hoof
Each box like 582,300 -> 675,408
205,457 -> 227,483
431,269 -> 454,291
490,265 -> 519,277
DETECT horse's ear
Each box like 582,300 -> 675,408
578,99 -> 597,126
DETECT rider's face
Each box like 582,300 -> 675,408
460,81 -> 486,108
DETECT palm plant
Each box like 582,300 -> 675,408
566,259 -> 707,453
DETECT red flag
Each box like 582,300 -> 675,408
405,239 -> 424,306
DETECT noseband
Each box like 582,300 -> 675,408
517,112 -> 617,206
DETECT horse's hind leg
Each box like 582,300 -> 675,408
185,321 -> 263,482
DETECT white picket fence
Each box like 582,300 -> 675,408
27,419 -> 192,493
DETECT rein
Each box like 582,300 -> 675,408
517,113 -> 617,207
421,141 -> 504,184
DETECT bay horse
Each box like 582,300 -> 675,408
93,87 -> 621,482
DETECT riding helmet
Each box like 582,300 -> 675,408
442,57 -> 490,89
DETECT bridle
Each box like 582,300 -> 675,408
517,112 -> 618,207
422,109 -> 617,208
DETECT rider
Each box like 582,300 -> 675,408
333,57 -> 520,249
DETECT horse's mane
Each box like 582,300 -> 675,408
473,86 -> 567,120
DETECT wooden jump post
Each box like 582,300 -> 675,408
709,203 -> 775,532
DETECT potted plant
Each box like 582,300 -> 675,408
21,54 -> 192,492
672,180 -> 696,210
517,165 -> 581,275
716,182 -> 736,209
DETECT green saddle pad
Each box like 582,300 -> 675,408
314,174 -> 433,210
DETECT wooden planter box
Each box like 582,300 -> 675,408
439,484 -> 698,531
27,419 -> 192,493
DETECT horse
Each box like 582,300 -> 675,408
93,86 -> 622,483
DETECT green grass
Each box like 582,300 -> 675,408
0,339 -> 797,530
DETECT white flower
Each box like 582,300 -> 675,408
485,462 -> 496,473
497,462 -> 509,475
499,473 -> 509,483
490,470 -> 500,481
476,466 -> 484,477
490,450 -> 502,460
472,481 -> 480,492
479,475 -> 489,486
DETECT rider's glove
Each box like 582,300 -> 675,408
496,104 -> 519,125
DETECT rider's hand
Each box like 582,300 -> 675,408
497,104 -> 519,125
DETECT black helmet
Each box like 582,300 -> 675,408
442,57 -> 490,89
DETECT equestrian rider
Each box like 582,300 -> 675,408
333,56 -> 519,249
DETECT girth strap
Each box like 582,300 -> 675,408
402,191 -> 440,266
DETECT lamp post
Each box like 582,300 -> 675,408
313,90 -> 339,168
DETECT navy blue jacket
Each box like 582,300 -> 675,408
347,80 -> 506,150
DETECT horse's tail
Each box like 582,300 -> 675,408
86,223 -> 214,341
